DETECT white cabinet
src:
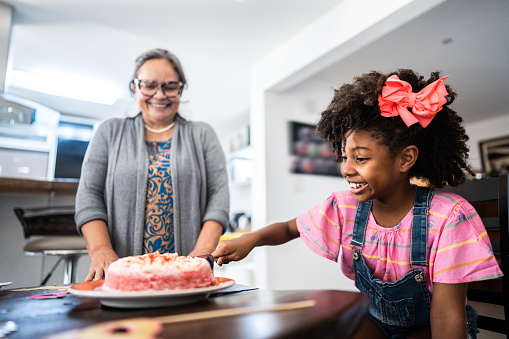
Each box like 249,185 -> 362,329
0,148 -> 49,180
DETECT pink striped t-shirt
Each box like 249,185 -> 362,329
297,189 -> 503,294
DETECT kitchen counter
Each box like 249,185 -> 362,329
0,177 -> 79,195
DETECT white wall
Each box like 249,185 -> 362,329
245,77 -> 358,291
260,79 -> 356,291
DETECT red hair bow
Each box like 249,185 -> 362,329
378,75 -> 449,128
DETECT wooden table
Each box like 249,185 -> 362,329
0,284 -> 368,338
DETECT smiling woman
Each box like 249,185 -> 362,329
75,48 -> 230,282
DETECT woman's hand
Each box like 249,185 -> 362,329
81,220 -> 117,281
86,248 -> 119,281
212,233 -> 258,266
188,221 -> 223,257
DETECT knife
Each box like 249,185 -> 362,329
195,254 -> 215,271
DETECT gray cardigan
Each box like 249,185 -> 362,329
75,113 -> 230,257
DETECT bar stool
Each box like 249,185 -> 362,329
14,206 -> 88,285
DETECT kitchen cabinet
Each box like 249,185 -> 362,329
0,148 -> 49,180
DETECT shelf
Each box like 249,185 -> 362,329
0,177 -> 79,194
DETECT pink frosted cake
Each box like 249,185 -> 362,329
102,252 -> 215,292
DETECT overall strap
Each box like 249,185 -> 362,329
351,200 -> 372,249
410,186 -> 434,267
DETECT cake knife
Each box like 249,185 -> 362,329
195,254 -> 215,271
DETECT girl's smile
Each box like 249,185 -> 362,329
341,130 -> 408,205
348,181 -> 368,194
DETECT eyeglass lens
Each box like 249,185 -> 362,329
136,79 -> 182,96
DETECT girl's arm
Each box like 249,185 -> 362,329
430,282 -> 468,338
212,218 -> 299,265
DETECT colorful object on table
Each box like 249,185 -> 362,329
69,279 -> 104,291
46,318 -> 163,339
27,291 -> 68,300
47,300 -> 315,338
378,75 -> 449,128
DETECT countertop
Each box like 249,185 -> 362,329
0,177 -> 79,194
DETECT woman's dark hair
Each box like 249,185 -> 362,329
317,69 -> 473,188
129,48 -> 187,95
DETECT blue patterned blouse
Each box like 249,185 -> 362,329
143,139 -> 175,254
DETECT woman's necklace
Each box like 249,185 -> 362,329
144,122 -> 175,133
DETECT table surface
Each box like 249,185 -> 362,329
0,283 -> 369,339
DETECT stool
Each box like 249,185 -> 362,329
14,206 -> 88,285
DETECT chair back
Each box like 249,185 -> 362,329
14,206 -> 79,238
443,173 -> 508,336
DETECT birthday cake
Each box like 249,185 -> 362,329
102,252 -> 215,292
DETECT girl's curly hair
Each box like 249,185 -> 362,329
317,69 -> 473,188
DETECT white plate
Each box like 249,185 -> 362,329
0,282 -> 12,289
69,277 -> 235,309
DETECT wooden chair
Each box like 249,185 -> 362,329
14,206 -> 88,285
443,173 -> 508,336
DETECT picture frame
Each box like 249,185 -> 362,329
479,135 -> 509,177
288,121 -> 341,177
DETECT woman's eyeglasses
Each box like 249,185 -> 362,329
133,78 -> 184,97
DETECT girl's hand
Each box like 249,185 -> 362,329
211,234 -> 257,266
212,219 -> 299,266
85,248 -> 119,282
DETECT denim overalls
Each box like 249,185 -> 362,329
350,186 -> 479,338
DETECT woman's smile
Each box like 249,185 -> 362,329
149,102 -> 170,108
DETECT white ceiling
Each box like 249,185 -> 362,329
1,0 -> 509,136
312,0 -> 509,126
1,0 -> 341,134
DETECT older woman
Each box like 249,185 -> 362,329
75,48 -> 229,281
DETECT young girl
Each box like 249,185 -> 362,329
212,69 -> 503,338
